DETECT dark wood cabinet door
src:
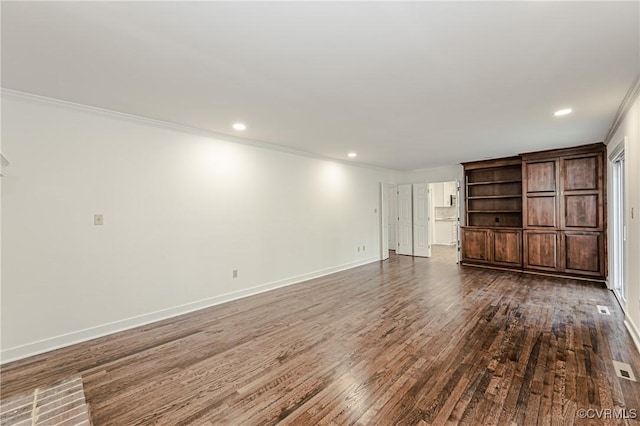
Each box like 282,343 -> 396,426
525,160 -> 557,192
560,153 -> 603,231
563,155 -> 599,190
492,229 -> 522,266
525,195 -> 557,227
563,194 -> 600,228
523,230 -> 559,272
561,231 -> 604,277
523,160 -> 559,229
461,228 -> 490,263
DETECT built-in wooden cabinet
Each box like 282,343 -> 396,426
461,157 -> 523,269
462,143 -> 606,281
461,227 -> 522,267
521,144 -> 605,278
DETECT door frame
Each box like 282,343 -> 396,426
609,137 -> 627,303
387,184 -> 398,251
397,184 -> 414,256
379,182 -> 389,261
456,180 -> 462,264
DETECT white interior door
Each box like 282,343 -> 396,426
413,183 -> 431,257
380,182 -> 389,260
397,184 -> 413,255
387,184 -> 397,250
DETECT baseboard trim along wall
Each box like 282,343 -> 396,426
624,317 -> 640,355
0,257 -> 379,364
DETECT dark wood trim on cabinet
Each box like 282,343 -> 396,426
461,156 -> 521,170
520,142 -> 605,161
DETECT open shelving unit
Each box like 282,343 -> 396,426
464,158 -> 522,228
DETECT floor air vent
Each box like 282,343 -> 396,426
596,305 -> 611,315
613,360 -> 637,382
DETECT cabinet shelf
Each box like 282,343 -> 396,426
467,195 -> 522,199
466,180 -> 522,186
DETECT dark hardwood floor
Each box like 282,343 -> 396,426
2,246 -> 639,425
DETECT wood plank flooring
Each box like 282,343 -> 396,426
2,246 -> 640,425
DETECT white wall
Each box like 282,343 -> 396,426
0,93 -> 397,362
607,89 -> 640,351
400,165 -> 463,185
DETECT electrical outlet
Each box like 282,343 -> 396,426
94,214 -> 104,226
232,269 -> 238,278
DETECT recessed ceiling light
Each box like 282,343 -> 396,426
348,152 -> 357,158
232,123 -> 246,131
554,108 -> 572,117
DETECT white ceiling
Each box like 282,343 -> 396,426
2,2 -> 639,170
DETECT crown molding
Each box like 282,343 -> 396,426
605,74 -> 640,145
0,88 -> 401,174
407,164 -> 463,174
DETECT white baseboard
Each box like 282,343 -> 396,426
624,316 -> 640,354
1,257 -> 379,364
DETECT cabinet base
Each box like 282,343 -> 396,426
461,262 -> 606,284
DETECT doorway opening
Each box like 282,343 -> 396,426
381,181 -> 460,263
428,181 -> 460,264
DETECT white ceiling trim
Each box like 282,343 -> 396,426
605,74 -> 640,145
1,88 -> 401,174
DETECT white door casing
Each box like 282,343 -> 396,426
397,184 -> 413,255
413,183 -> 430,257
380,182 -> 389,260
456,180 -> 462,263
387,184 -> 397,250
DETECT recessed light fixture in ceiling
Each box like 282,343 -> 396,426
554,108 -> 573,117
232,122 -> 247,131
348,152 -> 357,158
